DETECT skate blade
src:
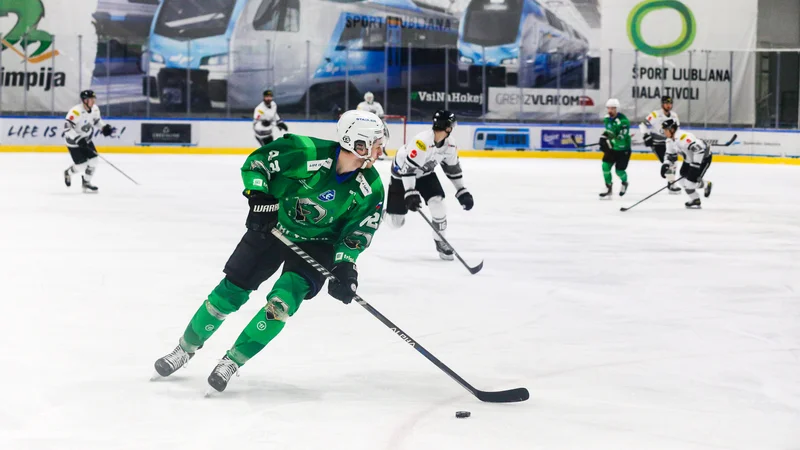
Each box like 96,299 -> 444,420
150,371 -> 164,381
82,190 -> 99,194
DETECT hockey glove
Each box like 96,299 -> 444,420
260,120 -> 271,127
328,263 -> 358,304
245,191 -> 279,233
660,163 -> 672,179
276,121 -> 288,131
404,190 -> 422,212
598,136 -> 611,153
101,124 -> 115,137
643,133 -> 653,147
455,188 -> 474,211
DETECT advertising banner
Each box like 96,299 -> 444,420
601,0 -> 758,124
141,123 -> 192,145
0,0 -> 98,112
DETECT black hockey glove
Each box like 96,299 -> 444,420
245,191 -> 279,233
643,133 -> 653,147
404,190 -> 422,212
599,135 -> 611,153
276,121 -> 288,131
260,120 -> 271,127
455,188 -> 474,211
101,124 -> 115,137
328,262 -> 358,304
660,163 -> 671,179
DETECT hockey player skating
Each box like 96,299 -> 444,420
386,110 -> 473,260
357,92 -> 386,159
153,110 -> 386,393
599,99 -> 632,198
63,90 -> 115,193
661,119 -> 713,208
253,89 -> 288,146
357,92 -> 384,118
639,95 -> 682,194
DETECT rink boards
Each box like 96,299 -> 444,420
1,117 -> 799,164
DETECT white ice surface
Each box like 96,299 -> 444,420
1,154 -> 799,450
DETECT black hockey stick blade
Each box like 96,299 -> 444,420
620,177 -> 684,212
468,260 -> 484,275
710,134 -> 737,147
417,211 -> 483,275
270,228 -> 525,403
476,387 -> 530,403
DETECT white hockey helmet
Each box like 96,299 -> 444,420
605,98 -> 621,109
337,110 -> 384,159
364,91 -> 374,103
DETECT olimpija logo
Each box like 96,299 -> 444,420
627,0 -> 696,57
0,0 -> 66,91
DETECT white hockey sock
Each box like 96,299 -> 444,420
83,157 -> 98,182
428,196 -> 447,241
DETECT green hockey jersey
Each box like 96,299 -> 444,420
603,113 -> 632,151
241,134 -> 385,265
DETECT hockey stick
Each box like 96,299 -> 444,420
710,134 -> 737,147
620,177 -> 684,212
417,210 -> 483,275
98,155 -> 140,185
270,228 -> 528,403
568,135 -> 599,148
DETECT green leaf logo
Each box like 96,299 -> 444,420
627,0 -> 696,57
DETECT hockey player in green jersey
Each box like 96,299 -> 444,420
599,98 -> 632,198
153,110 -> 387,393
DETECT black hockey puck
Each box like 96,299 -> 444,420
455,411 -> 471,418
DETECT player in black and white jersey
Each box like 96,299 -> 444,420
386,110 -> 474,260
253,89 -> 288,146
661,119 -> 713,208
639,96 -> 682,194
63,90 -> 115,193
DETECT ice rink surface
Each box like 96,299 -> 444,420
1,153 -> 799,450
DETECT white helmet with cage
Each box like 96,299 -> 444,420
364,91 -> 374,103
337,110 -> 385,165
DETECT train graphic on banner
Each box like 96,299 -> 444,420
457,0 -> 590,89
143,0 -> 459,112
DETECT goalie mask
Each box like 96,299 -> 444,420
337,110 -> 385,168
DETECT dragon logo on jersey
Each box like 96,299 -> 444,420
343,230 -> 373,250
627,0 -> 696,57
318,189 -> 336,202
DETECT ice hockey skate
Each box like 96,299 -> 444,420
619,181 -> 629,197
435,239 -> 454,261
599,183 -> 612,198
207,356 -> 240,395
82,176 -> 98,193
152,344 -> 195,380
685,198 -> 702,209
704,181 -> 713,198
64,168 -> 72,187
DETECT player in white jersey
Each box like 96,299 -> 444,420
386,110 -> 474,260
661,119 -> 713,208
639,95 -> 682,194
253,89 -> 288,146
356,92 -> 384,118
63,90 -> 115,193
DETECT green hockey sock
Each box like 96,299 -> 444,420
616,169 -> 628,183
227,272 -> 310,366
602,161 -> 613,184
180,278 -> 251,352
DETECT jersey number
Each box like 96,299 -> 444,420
359,212 -> 381,230
295,198 -> 327,224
